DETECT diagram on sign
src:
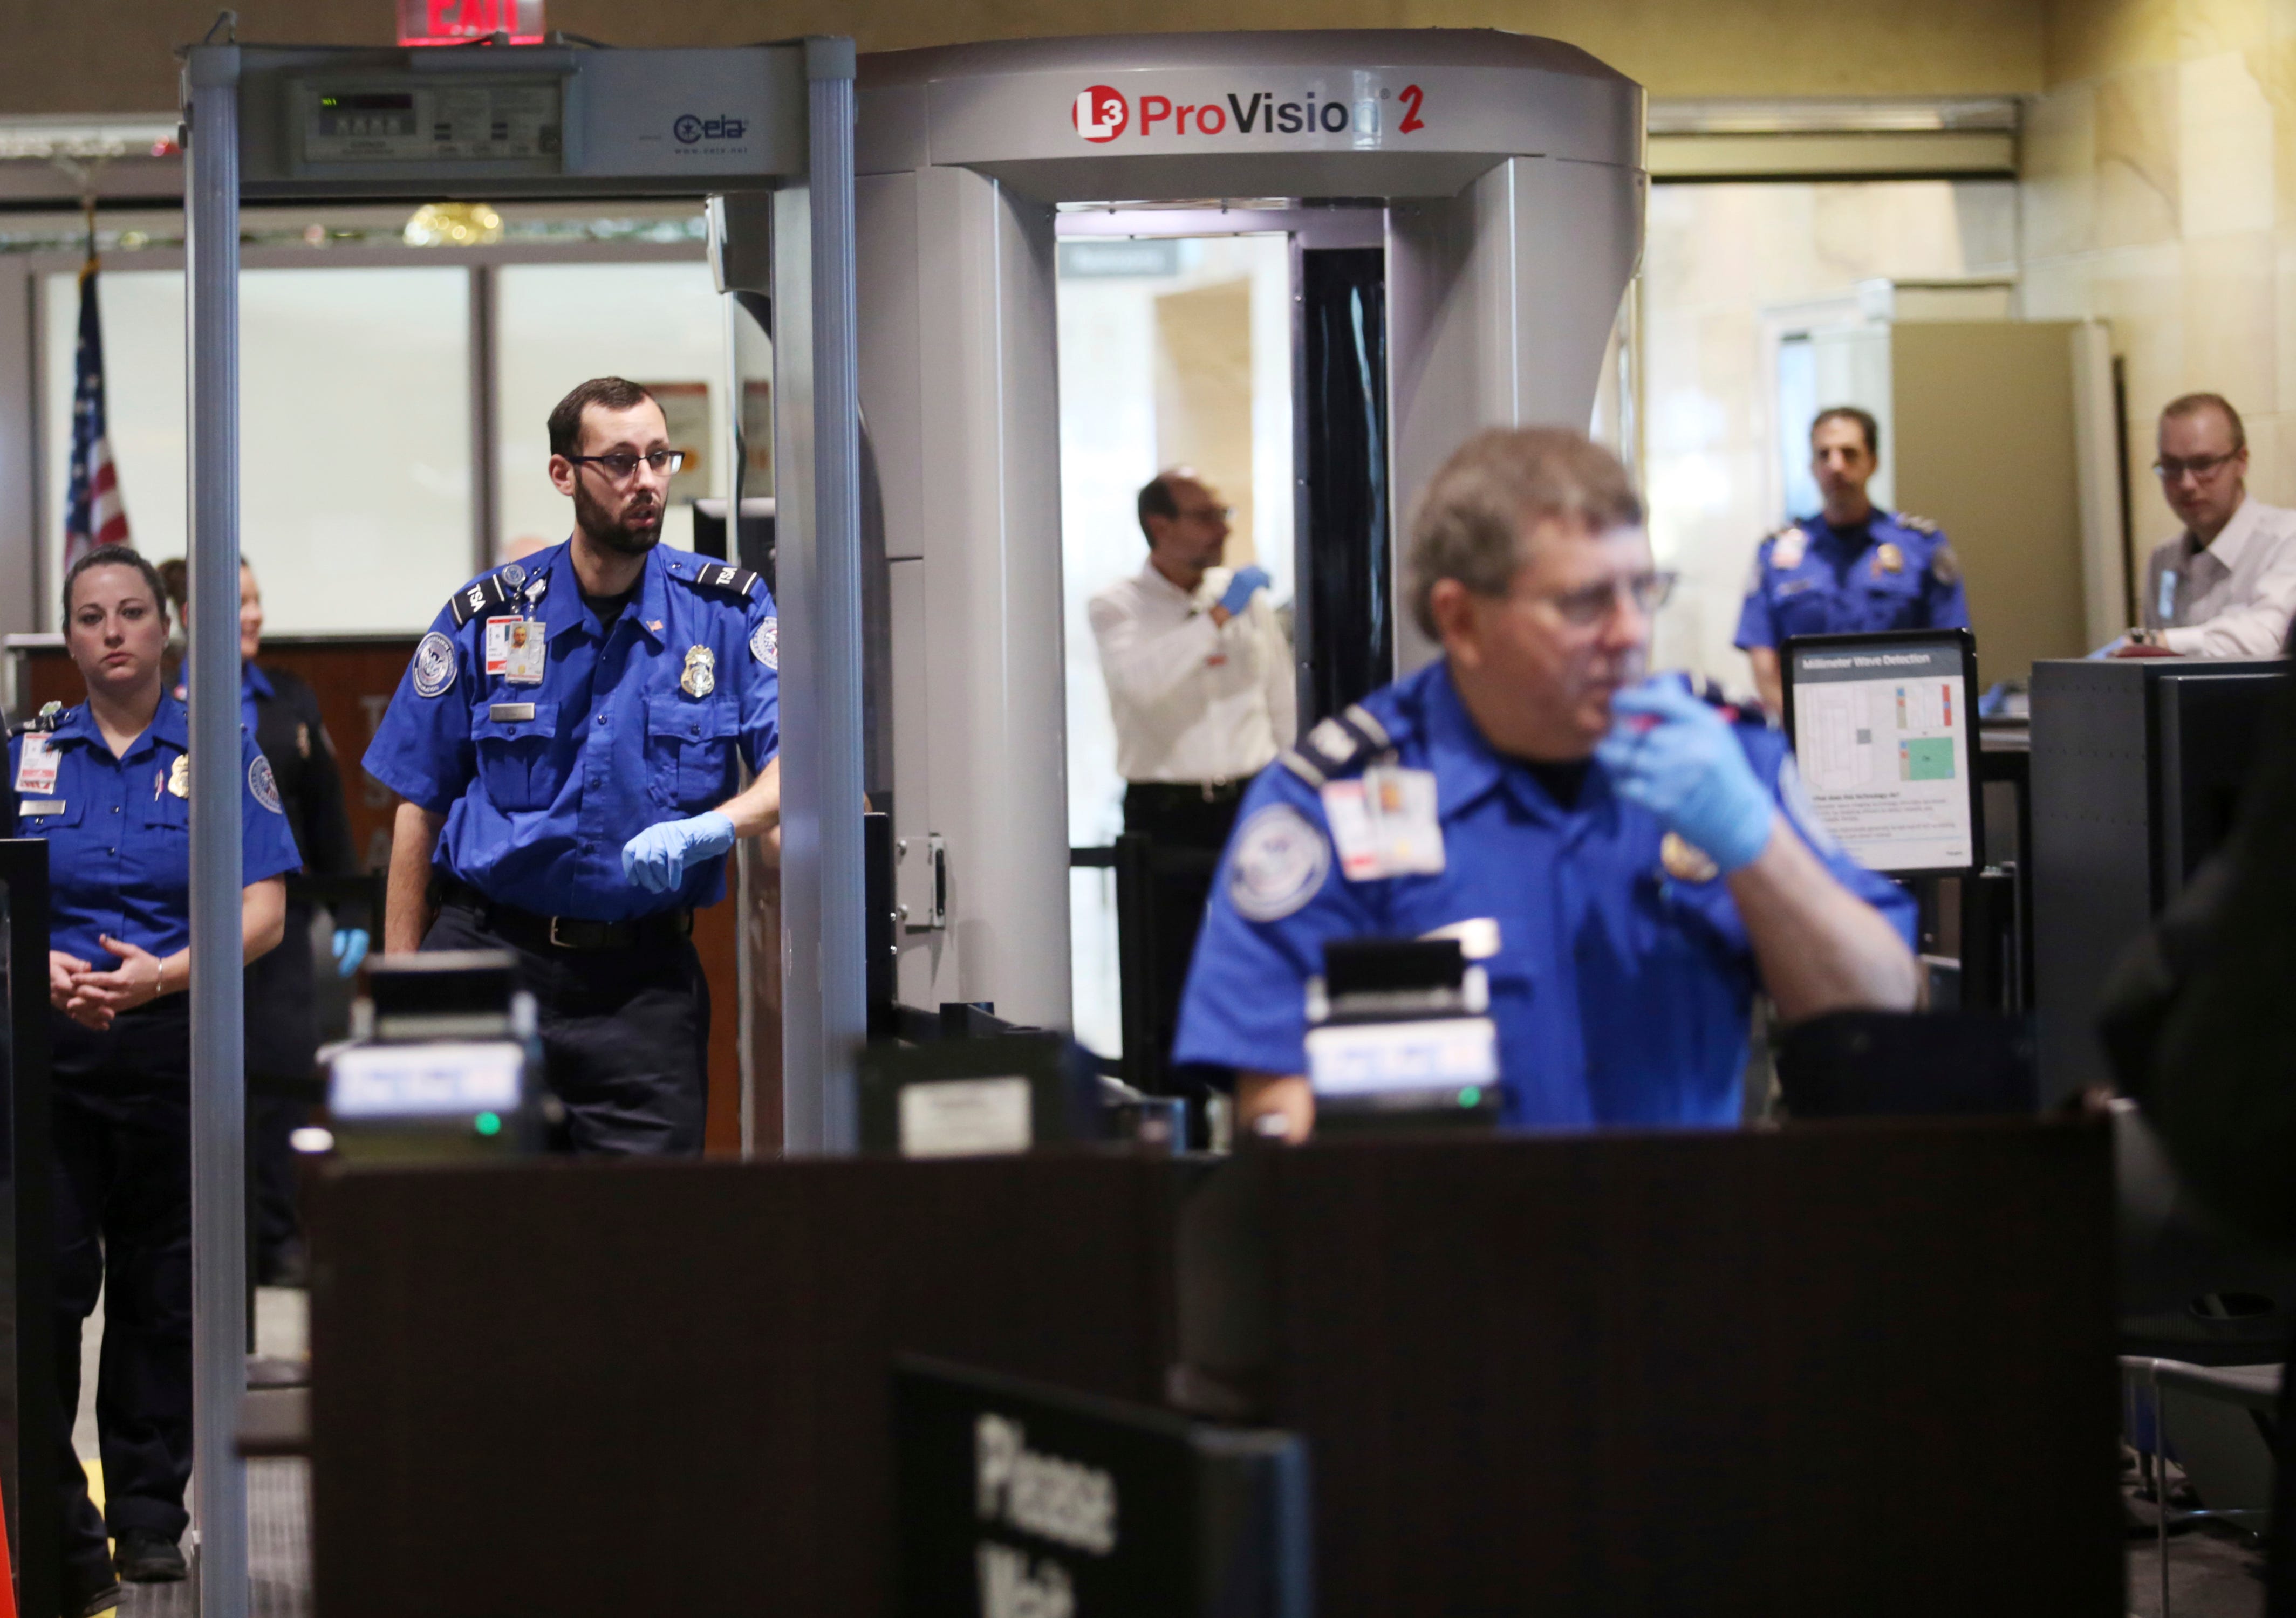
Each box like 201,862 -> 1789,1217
1792,654 -> 1972,872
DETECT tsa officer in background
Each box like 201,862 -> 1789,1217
161,554 -> 368,1283
1734,406 -> 1970,714
2119,392 -> 2296,657
7,545 -> 301,1609
364,377 -> 781,1157
1173,429 -> 1920,1143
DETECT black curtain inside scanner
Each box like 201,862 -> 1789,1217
1298,247 -> 1391,725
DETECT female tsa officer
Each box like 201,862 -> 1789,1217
7,545 -> 300,1613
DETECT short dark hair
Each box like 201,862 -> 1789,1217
1811,406 -> 1880,457
548,377 -> 660,459
63,544 -> 167,622
1137,471 -> 1181,542
2162,392 -> 2246,452
1405,429 -> 1644,640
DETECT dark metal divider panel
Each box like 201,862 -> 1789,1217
0,840 -> 58,1618
1297,247 -> 1391,727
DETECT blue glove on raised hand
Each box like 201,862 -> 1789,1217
621,811 -> 738,894
1218,565 -> 1272,618
1594,679 -> 1777,875
331,927 -> 370,978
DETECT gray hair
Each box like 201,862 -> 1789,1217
1405,428 -> 1643,639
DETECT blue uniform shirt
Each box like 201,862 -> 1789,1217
362,540 -> 780,922
1733,511 -> 1970,650
241,662 -> 270,738
1171,661 -> 1916,1128
6,695 -> 302,968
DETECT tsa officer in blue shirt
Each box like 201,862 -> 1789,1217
6,545 -> 301,1608
364,377 -> 782,1157
1734,406 -> 1970,715
1172,429 -> 1921,1143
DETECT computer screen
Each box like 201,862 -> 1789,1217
1780,628 -> 1982,877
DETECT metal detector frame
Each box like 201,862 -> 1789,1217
176,38 -> 861,1616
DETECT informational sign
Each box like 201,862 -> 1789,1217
329,1040 -> 524,1119
397,0 -> 546,46
1782,629 -> 1982,876
894,1358 -> 1311,1618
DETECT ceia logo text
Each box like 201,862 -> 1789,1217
673,113 -> 748,145
1071,82 -> 1427,142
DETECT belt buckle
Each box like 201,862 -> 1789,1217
548,916 -> 575,949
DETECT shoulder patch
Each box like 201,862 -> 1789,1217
412,632 -> 457,698
1931,541 -> 1963,587
1277,703 -> 1391,788
248,753 -> 284,815
1896,512 -> 1939,533
1227,803 -> 1331,922
750,615 -> 778,669
446,568 -> 518,629
681,561 -> 761,601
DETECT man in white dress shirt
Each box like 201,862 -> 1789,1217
1088,469 -> 1296,1076
2122,394 -> 2296,657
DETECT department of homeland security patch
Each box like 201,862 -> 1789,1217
249,754 -> 284,814
751,616 -> 778,669
1228,803 -> 1331,922
413,632 -> 456,698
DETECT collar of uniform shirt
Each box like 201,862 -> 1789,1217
534,537 -> 671,645
1421,660 -> 1610,826
2189,492 -> 2263,570
240,662 -> 274,703
49,689 -> 188,758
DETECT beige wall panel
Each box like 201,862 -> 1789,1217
1152,278 -> 1256,568
1890,323 -> 2088,683
6,0 -> 2045,116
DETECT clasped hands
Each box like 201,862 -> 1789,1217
49,937 -> 168,1031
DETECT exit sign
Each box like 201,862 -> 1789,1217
397,0 -> 546,45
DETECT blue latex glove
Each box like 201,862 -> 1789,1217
621,811 -> 737,894
330,927 -> 370,978
1594,680 -> 1776,875
1218,565 -> 1272,618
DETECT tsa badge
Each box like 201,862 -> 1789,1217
1659,831 -> 1719,885
1874,541 -> 1904,575
168,756 -> 191,799
681,644 -> 716,698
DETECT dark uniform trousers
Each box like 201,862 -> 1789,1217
423,898 -> 709,1156
1123,781 -> 1245,1082
50,1000 -> 195,1580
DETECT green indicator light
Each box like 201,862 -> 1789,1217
474,1112 -> 503,1137
1458,1086 -> 1482,1108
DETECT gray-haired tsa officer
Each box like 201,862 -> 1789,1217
1734,406 -> 1970,715
363,376 -> 781,1157
1173,429 -> 1921,1144
7,544 -> 300,1611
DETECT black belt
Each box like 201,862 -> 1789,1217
440,882 -> 693,954
1127,779 -> 1247,805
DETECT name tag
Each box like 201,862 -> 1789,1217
489,702 -> 537,723
19,799 -> 63,818
1321,765 -> 1445,881
14,735 -> 58,794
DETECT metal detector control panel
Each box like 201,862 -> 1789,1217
295,76 -> 565,169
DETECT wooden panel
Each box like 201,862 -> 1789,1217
13,639 -> 743,1154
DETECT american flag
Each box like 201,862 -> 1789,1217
63,253 -> 129,564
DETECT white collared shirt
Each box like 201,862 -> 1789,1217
1087,561 -> 1297,785
2143,494 -> 2296,656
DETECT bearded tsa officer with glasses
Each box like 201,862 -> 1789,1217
364,377 -> 781,1155
1173,429 -> 1922,1143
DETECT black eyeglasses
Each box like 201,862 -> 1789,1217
569,449 -> 687,479
2153,450 -> 2239,482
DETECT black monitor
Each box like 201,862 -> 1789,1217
1780,627 -> 1984,877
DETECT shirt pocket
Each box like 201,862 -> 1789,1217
18,794 -> 86,836
469,700 -> 563,813
646,694 -> 741,811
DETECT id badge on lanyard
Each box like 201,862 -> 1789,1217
14,735 -> 59,795
484,614 -> 546,685
1321,764 -> 1446,881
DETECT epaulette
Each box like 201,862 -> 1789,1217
1279,702 -> 1392,789
24,700 -> 63,733
1896,512 -> 1939,533
445,561 -> 539,628
671,558 -> 762,600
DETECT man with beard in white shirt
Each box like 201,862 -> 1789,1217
2122,393 -> 2296,657
1088,469 -> 1296,1079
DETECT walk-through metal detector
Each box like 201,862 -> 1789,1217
855,31 -> 1644,1031
173,35 -> 859,1616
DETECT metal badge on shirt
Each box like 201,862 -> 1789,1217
484,615 -> 546,685
1771,527 -> 1806,571
1320,765 -> 1445,881
1874,542 -> 1904,575
14,735 -> 59,795
168,756 -> 190,798
682,645 -> 716,698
